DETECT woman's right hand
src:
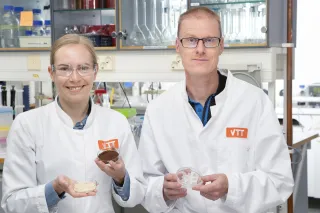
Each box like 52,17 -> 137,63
53,175 -> 97,198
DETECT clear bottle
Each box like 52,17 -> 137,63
32,9 -> 44,25
14,7 -> 24,42
44,20 -> 51,36
0,10 -> 3,48
1,5 -> 19,48
32,20 -> 44,36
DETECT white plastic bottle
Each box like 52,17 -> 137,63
44,20 -> 51,36
32,9 -> 44,24
32,21 -> 44,36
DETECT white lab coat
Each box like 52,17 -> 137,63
1,99 -> 146,213
139,71 -> 294,213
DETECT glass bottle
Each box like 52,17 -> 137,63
128,0 -> 146,46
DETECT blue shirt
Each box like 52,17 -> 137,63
188,72 -> 227,126
45,98 -> 130,208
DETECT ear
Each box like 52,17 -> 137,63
175,38 -> 180,54
93,64 -> 99,81
48,65 -> 55,81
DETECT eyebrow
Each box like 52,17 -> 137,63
57,63 -> 91,66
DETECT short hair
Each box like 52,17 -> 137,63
177,7 -> 222,38
50,34 -> 98,65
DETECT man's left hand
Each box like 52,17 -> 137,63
192,174 -> 228,201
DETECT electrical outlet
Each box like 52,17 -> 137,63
98,56 -> 114,71
171,55 -> 184,71
27,55 -> 41,71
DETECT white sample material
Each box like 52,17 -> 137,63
74,182 -> 97,193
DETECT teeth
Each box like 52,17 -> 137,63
69,86 -> 82,91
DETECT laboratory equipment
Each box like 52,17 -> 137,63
1,5 -> 19,48
161,2 -> 175,45
33,9 -> 44,24
44,20 -> 51,36
32,20 -> 45,36
128,0 -> 146,46
177,167 -> 203,188
97,148 -> 119,164
140,0 -> 156,46
149,0 -> 162,45
2,86 -> 7,106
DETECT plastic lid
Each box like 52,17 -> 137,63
32,9 -> 41,14
33,20 -> 43,26
4,5 -> 14,11
0,107 -> 13,113
45,20 -> 51,26
25,30 -> 33,36
176,167 -> 203,188
14,7 -> 24,12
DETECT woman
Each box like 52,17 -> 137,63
1,34 -> 146,213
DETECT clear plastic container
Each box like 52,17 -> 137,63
32,20 -> 44,36
1,5 -> 19,48
0,106 -> 13,127
13,7 -> 24,22
176,167 -> 203,188
44,20 -> 51,36
14,7 -> 24,36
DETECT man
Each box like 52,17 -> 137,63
138,6 -> 294,213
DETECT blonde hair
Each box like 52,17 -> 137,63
177,7 -> 222,38
50,34 -> 98,65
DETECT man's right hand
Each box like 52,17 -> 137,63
53,175 -> 97,198
163,173 -> 187,201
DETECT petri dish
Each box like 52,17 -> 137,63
97,148 -> 119,164
176,167 -> 203,188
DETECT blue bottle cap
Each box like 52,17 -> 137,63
14,7 -> 24,13
4,5 -> 14,11
25,30 -> 33,36
45,20 -> 51,26
32,9 -> 41,14
33,20 -> 43,26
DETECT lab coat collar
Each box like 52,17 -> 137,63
55,96 -> 95,129
180,69 -> 233,105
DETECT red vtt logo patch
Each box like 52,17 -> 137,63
226,128 -> 248,138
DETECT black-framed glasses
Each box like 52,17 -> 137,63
180,37 -> 221,48
52,64 -> 97,77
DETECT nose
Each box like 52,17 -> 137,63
69,68 -> 81,82
196,40 -> 206,55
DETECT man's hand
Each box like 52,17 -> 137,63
192,174 -> 228,201
95,157 -> 126,185
163,173 -> 187,201
53,175 -> 97,198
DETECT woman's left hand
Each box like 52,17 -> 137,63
95,157 -> 126,185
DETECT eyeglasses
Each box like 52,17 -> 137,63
52,64 -> 97,77
180,37 -> 221,48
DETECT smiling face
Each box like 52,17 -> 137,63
49,44 -> 97,105
176,10 -> 224,77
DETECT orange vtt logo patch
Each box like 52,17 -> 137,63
226,128 -> 248,138
98,139 -> 119,150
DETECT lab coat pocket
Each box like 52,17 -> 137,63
217,138 -> 251,173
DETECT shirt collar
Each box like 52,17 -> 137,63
187,70 -> 227,103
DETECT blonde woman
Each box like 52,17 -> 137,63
1,34 -> 146,213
